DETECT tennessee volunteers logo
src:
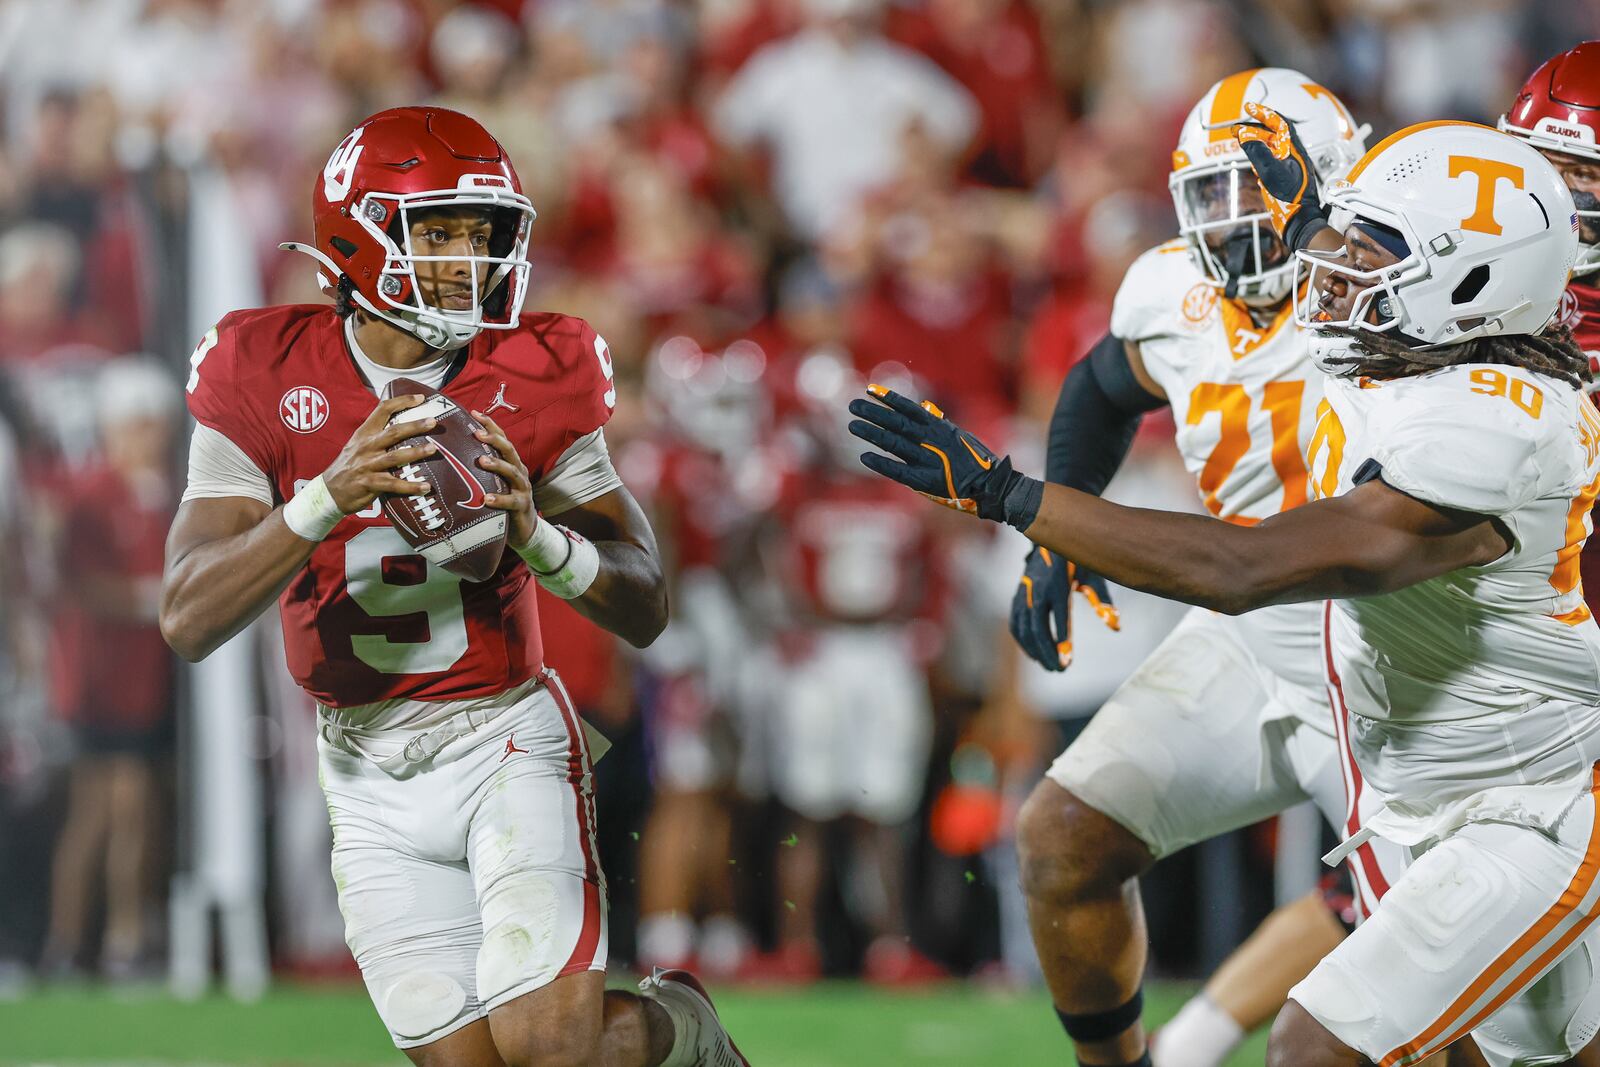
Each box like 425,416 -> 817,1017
1301,82 -> 1356,139
438,447 -> 487,510
1306,399 -> 1347,501
500,734 -> 529,762
280,386 -> 329,433
1207,68 -> 1260,143
1183,283 -> 1218,323
1448,155 -> 1525,236
323,128 -> 365,203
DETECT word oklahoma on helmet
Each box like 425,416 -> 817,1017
1499,41 -> 1600,274
1170,67 -> 1369,304
1296,122 -> 1578,375
281,107 -> 537,351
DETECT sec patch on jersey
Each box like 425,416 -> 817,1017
381,378 -> 509,582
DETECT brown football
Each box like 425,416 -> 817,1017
380,378 -> 509,582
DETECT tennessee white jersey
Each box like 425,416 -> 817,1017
1113,240 -> 1328,719
1113,240 -> 1324,525
1312,364 -> 1600,838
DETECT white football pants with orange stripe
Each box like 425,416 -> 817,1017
1291,762 -> 1600,1066
316,671 -> 607,1049
1047,605 -> 1406,915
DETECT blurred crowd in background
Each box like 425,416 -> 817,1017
0,0 -> 1593,997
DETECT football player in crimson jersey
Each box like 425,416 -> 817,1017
757,352 -> 947,984
158,107 -> 747,1067
1501,41 -> 1600,365
627,340 -> 772,978
1500,41 -> 1600,630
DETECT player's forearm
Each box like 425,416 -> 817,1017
569,541 -> 669,649
160,510 -> 316,661
1022,484 -> 1357,615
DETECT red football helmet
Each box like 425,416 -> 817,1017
1500,42 -> 1600,274
281,107 -> 537,350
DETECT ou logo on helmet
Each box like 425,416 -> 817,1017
324,128 -> 365,204
281,386 -> 330,433
1560,288 -> 1581,330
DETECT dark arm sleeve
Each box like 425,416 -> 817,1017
1044,333 -> 1168,493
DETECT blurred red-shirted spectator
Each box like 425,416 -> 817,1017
844,189 -> 1017,425
0,225 -> 124,366
712,0 -> 978,241
886,0 -> 1063,187
42,359 -> 179,979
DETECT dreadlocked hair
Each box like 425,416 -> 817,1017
1321,322 -> 1592,390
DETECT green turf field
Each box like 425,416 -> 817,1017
0,981 -> 1269,1065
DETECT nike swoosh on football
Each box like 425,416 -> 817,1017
439,448 -> 488,510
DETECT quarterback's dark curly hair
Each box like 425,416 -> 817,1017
1319,322 -> 1591,389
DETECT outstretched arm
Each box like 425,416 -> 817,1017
1022,478 -> 1507,615
848,387 -> 1508,617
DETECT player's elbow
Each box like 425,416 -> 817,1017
1190,547 -> 1286,614
1205,589 -> 1261,617
161,616 -> 208,662
623,583 -> 669,649
1198,578 -> 1272,617
1206,548 -> 1302,616
159,595 -> 218,663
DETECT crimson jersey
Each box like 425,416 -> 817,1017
53,464 -> 175,730
774,467 -> 942,625
629,438 -> 778,573
186,304 -> 615,708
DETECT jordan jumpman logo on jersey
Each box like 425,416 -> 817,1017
485,382 -> 520,415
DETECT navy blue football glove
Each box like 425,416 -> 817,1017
1010,546 -> 1120,671
847,385 -> 1044,530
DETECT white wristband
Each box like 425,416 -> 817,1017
514,516 -> 600,599
282,475 -> 344,542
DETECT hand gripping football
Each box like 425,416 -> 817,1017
380,378 -> 509,581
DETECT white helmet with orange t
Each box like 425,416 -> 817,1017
1171,68 -> 1369,305
1295,122 -> 1578,373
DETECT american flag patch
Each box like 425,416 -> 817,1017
1575,212 -> 1582,231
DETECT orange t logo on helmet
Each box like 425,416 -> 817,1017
1448,156 -> 1526,235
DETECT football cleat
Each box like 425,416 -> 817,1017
638,967 -> 752,1067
